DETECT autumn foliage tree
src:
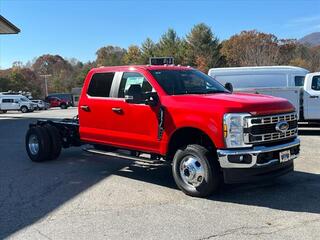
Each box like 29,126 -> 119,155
32,54 -> 74,94
0,67 -> 42,97
96,46 -> 126,66
221,30 -> 281,66
123,45 -> 143,65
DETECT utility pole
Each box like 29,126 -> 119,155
40,74 -> 51,97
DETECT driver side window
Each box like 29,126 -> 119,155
118,72 -> 153,98
311,76 -> 320,91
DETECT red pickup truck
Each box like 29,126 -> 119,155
45,96 -> 70,109
25,65 -> 300,197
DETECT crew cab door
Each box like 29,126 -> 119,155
111,71 -> 161,153
304,72 -> 320,119
79,71 -> 125,144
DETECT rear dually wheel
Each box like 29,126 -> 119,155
25,126 -> 52,162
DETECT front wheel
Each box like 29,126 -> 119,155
172,144 -> 221,197
21,106 -> 28,113
60,103 -> 67,109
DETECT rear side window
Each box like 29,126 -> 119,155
311,76 -> 320,91
118,72 -> 153,98
87,72 -> 115,97
2,99 -> 13,103
294,76 -> 305,86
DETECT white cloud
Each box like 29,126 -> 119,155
290,16 -> 320,24
286,15 -> 320,27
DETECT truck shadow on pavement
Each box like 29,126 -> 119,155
1,118 -> 320,238
298,123 -> 320,135
210,171 -> 320,213
298,129 -> 320,136
116,162 -> 320,214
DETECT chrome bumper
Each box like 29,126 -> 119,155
217,138 -> 300,169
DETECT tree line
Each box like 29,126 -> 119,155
1,23 -> 319,98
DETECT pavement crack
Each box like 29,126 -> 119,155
198,218 -> 320,239
36,229 -> 52,240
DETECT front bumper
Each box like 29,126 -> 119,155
217,138 -> 300,183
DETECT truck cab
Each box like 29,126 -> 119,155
303,72 -> 320,120
25,65 -> 300,197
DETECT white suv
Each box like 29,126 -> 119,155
0,95 -> 36,113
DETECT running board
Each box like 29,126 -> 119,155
83,147 -> 165,164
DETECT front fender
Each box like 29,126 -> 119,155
159,115 -> 224,155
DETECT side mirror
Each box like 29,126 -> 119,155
125,84 -> 143,104
225,82 -> 233,93
144,92 -> 159,107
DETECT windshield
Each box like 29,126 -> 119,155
150,69 -> 228,95
20,97 -> 29,102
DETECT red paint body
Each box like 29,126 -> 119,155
78,65 -> 294,156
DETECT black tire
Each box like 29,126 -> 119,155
25,126 -> 52,162
0,110 -> 7,113
172,144 -> 221,197
43,124 -> 62,160
60,103 -> 67,109
21,106 -> 28,113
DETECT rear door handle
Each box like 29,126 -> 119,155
310,96 -> 319,99
80,105 -> 90,112
112,107 -> 123,114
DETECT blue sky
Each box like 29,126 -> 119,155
1,0 -> 320,69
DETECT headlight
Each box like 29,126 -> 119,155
223,113 -> 251,148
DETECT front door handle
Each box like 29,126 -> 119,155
310,96 -> 319,99
112,107 -> 123,114
80,105 -> 90,112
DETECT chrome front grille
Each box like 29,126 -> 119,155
249,113 -> 297,125
244,112 -> 298,144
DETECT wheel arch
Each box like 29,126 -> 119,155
166,126 -> 218,161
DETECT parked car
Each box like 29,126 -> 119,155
25,65 -> 300,197
32,100 -> 48,110
44,101 -> 50,110
45,96 -> 70,109
0,95 -> 36,113
46,93 -> 74,106
208,66 -> 320,122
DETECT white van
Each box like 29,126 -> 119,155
208,66 -> 320,121
0,95 -> 36,113
208,66 -> 309,88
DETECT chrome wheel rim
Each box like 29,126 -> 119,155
28,134 -> 39,155
179,155 -> 205,188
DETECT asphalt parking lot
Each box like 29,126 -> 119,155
0,109 -> 320,240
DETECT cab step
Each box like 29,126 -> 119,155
83,147 -> 166,165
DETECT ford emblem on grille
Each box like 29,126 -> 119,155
275,121 -> 289,133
